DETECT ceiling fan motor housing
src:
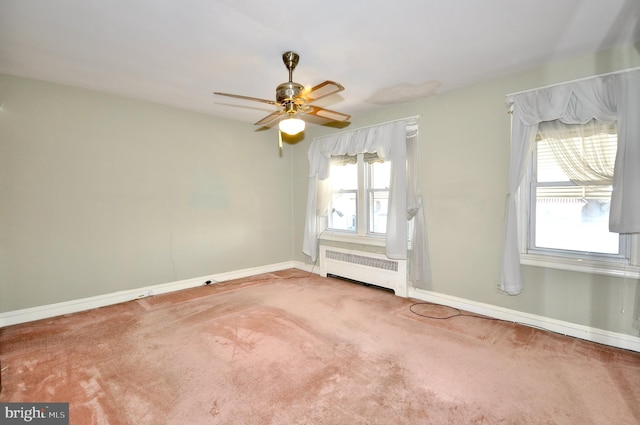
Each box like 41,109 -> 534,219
276,81 -> 304,103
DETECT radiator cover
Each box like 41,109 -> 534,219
319,245 -> 408,297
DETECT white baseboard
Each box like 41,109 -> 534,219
408,288 -> 640,353
0,261 -> 298,328
291,260 -> 321,275
3,263 -> 636,352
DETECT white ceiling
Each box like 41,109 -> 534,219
1,0 -> 639,126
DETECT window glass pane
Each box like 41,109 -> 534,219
328,159 -> 358,232
368,160 -> 390,234
331,161 -> 357,190
329,192 -> 357,231
370,160 -> 390,189
370,190 -> 388,233
534,192 -> 619,254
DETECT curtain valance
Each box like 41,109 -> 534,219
307,120 -> 410,180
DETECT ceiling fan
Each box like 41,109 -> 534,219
214,51 -> 351,139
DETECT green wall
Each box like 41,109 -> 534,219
0,75 -> 294,312
292,43 -> 640,336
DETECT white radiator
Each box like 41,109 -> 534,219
319,245 -> 408,297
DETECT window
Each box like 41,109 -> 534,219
368,158 -> 391,234
328,153 -> 390,236
519,120 -> 639,275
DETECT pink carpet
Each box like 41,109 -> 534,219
1,270 -> 639,424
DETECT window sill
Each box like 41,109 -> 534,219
521,253 -> 640,279
319,231 -> 386,247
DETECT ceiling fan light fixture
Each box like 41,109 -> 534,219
279,116 -> 305,135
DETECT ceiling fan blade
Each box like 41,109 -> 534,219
300,105 -> 351,122
302,81 -> 345,102
214,92 -> 277,105
254,110 -> 285,126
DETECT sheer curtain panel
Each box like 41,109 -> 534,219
537,120 -> 616,185
502,68 -> 640,295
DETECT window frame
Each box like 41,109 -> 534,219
518,130 -> 640,278
325,153 -> 389,242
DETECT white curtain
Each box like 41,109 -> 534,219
502,68 -> 640,295
406,129 -> 431,289
302,118 -> 432,289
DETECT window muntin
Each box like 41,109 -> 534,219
528,121 -> 626,260
327,153 -> 390,236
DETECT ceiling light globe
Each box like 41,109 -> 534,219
279,117 -> 305,135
